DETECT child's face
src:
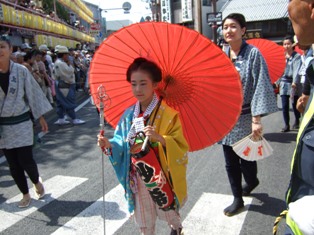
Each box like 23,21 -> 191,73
130,70 -> 157,105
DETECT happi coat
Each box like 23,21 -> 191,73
276,51 -> 302,96
108,101 -> 189,213
0,62 -> 52,149
221,41 -> 278,145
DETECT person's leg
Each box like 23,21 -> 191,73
241,159 -> 259,196
292,95 -> 301,128
222,145 -> 244,216
3,147 -> 34,207
3,148 -> 29,194
56,99 -> 65,119
134,174 -> 157,235
66,108 -> 76,120
157,208 -> 183,234
16,146 -> 40,184
281,95 -> 290,131
17,145 -> 45,199
223,145 -> 242,197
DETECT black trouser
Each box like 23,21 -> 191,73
3,145 -> 40,195
281,95 -> 300,126
223,145 -> 258,198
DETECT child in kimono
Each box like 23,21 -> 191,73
0,35 -> 52,208
97,57 -> 188,235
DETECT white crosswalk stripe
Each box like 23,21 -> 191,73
1,175 -> 253,235
183,193 -> 253,235
52,184 -> 128,235
0,175 -> 88,232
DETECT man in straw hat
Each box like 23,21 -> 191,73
52,45 -> 85,125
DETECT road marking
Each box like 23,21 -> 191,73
52,184 -> 129,235
183,192 -> 253,235
0,175 -> 88,232
75,97 -> 91,112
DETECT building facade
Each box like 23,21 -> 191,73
148,0 -> 292,44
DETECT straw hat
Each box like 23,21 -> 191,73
55,45 -> 69,54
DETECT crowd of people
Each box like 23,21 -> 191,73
5,0 -> 88,33
10,42 -> 93,97
9,42 -> 91,126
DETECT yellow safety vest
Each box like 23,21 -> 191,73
285,95 -> 314,234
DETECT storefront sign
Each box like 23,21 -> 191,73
207,12 -> 222,23
161,0 -> 171,23
181,0 -> 193,22
243,29 -> 262,39
90,23 -> 100,30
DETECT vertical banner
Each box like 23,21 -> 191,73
0,4 -> 3,22
161,0 -> 171,23
181,0 -> 193,22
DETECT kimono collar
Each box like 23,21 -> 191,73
224,40 -> 248,62
126,93 -> 159,143
288,51 -> 297,60
237,40 -> 248,59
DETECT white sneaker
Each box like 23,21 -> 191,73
72,119 -> 86,125
54,119 -> 70,125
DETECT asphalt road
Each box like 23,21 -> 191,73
0,95 -> 298,235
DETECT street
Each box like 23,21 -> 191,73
0,95 -> 297,235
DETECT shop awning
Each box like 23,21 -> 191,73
222,0 -> 289,22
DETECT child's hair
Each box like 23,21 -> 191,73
126,57 -> 162,83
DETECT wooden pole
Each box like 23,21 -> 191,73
212,0 -> 217,44
194,0 -> 202,33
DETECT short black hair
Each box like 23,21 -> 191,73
24,51 -> 33,61
0,34 -> 11,46
126,57 -> 162,83
222,13 -> 247,29
283,35 -> 294,44
57,53 -> 67,58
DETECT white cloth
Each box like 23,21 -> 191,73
289,195 -> 314,235
126,93 -> 159,143
53,58 -> 75,84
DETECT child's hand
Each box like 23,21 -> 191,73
97,134 -> 111,148
144,125 -> 165,146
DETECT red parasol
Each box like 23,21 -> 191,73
294,45 -> 304,55
89,22 -> 243,152
247,38 -> 285,83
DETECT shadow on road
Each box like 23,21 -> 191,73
264,132 -> 298,144
37,198 -> 126,227
248,193 -> 286,217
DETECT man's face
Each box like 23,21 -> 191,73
288,0 -> 314,45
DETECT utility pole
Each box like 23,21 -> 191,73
212,0 -> 217,44
194,0 -> 202,33
53,0 -> 57,15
